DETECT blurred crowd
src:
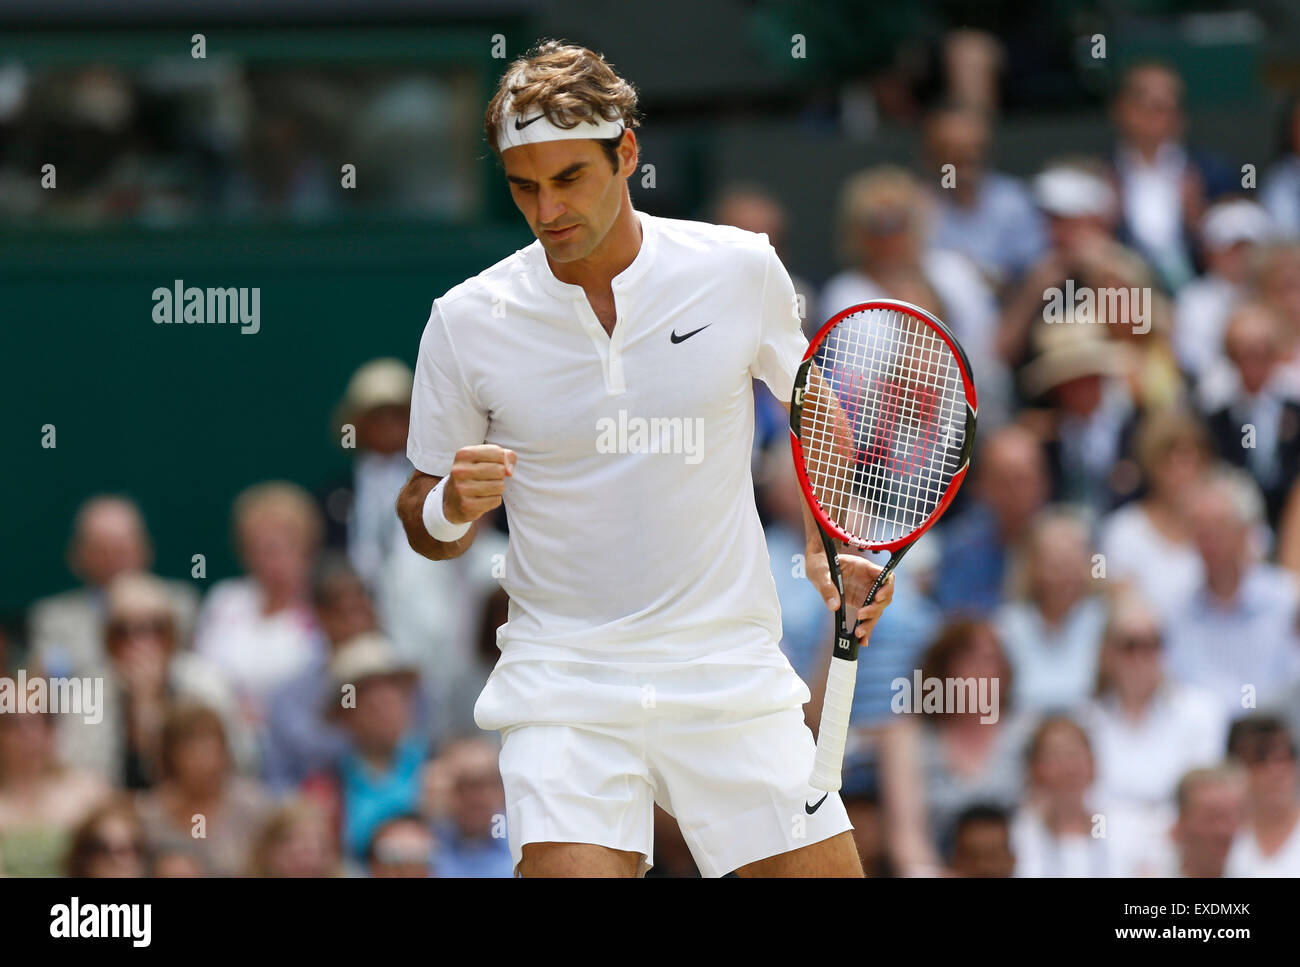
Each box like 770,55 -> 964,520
4,58 -> 1300,879
0,60 -> 478,225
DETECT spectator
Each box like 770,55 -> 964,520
1108,62 -> 1232,292
999,159 -> 1124,368
1174,199 -> 1275,378
1097,406 -> 1210,607
442,584 -> 509,742
1252,243 -> 1300,378
262,553 -> 381,793
883,619 -> 1030,876
135,702 -> 273,877
1261,95 -> 1300,240
247,799 -> 339,878
1021,324 -> 1137,515
0,710 -> 108,876
946,804 -> 1015,877
1164,468 -> 1300,719
55,572 -> 246,787
302,633 -> 426,866
28,495 -> 198,681
1011,716 -> 1163,876
933,424 -> 1049,616
923,102 -> 1046,287
1224,716 -> 1300,876
1201,303 -> 1300,527
65,796 -> 148,878
1163,767 -> 1247,878
426,736 -> 513,878
321,358 -> 415,587
194,481 -> 322,731
366,814 -> 435,878
822,165 -> 1010,427
995,508 -> 1106,712
1081,596 -> 1226,820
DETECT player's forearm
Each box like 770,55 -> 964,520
396,471 -> 475,561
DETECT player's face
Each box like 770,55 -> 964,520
502,134 -> 635,263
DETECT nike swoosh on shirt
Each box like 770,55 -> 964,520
670,325 -> 711,344
805,793 -> 829,815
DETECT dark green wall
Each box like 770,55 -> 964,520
0,220 -> 532,614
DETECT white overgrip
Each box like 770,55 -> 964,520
809,655 -> 858,792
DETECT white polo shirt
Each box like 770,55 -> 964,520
408,209 -> 808,686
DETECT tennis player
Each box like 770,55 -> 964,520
396,40 -> 893,878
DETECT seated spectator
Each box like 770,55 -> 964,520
1164,468 -> 1300,719
1174,199 -> 1275,378
1010,716 -> 1164,876
425,736 -> 512,878
135,702 -> 273,877
195,481 -> 323,731
1261,95 -> 1300,240
29,495 -> 198,681
1021,324 -> 1138,515
1108,61 -> 1233,292
55,572 -> 246,787
1252,243 -> 1300,382
1081,596 -> 1226,819
366,814 -> 435,878
1097,406 -> 1210,607
995,507 -> 1107,712
882,619 -> 1031,876
821,165 -> 1010,427
442,584 -> 509,742
0,710 -> 108,876
999,159 -> 1125,368
1162,767 -> 1247,878
1224,715 -> 1300,876
1200,303 -> 1300,528
946,804 -> 1015,877
65,796 -> 149,878
262,553 -> 379,793
321,358 -> 415,587
247,799 -> 339,878
923,103 -> 1046,288
303,633 -> 427,867
933,424 -> 1048,616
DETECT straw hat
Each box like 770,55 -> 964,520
1021,324 -> 1126,398
334,358 -> 413,427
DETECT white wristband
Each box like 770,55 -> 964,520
422,476 -> 472,542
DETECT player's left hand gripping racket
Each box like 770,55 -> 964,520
790,299 -> 977,793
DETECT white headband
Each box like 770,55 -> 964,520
496,102 -> 625,151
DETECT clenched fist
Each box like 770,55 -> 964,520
443,444 -> 517,524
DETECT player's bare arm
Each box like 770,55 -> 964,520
396,444 -> 516,561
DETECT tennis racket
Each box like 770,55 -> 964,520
790,299 -> 977,792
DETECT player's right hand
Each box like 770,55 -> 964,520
443,444 -> 517,525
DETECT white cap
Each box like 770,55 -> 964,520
1033,167 -> 1116,218
1201,199 -> 1273,250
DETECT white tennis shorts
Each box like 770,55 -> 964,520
478,657 -> 853,877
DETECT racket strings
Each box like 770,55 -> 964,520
800,308 -> 967,546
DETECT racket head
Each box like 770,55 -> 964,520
789,299 -> 978,551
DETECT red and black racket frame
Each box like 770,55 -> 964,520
789,299 -> 979,663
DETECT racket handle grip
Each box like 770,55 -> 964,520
810,655 -> 858,792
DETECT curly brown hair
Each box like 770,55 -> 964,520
484,39 -> 640,170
